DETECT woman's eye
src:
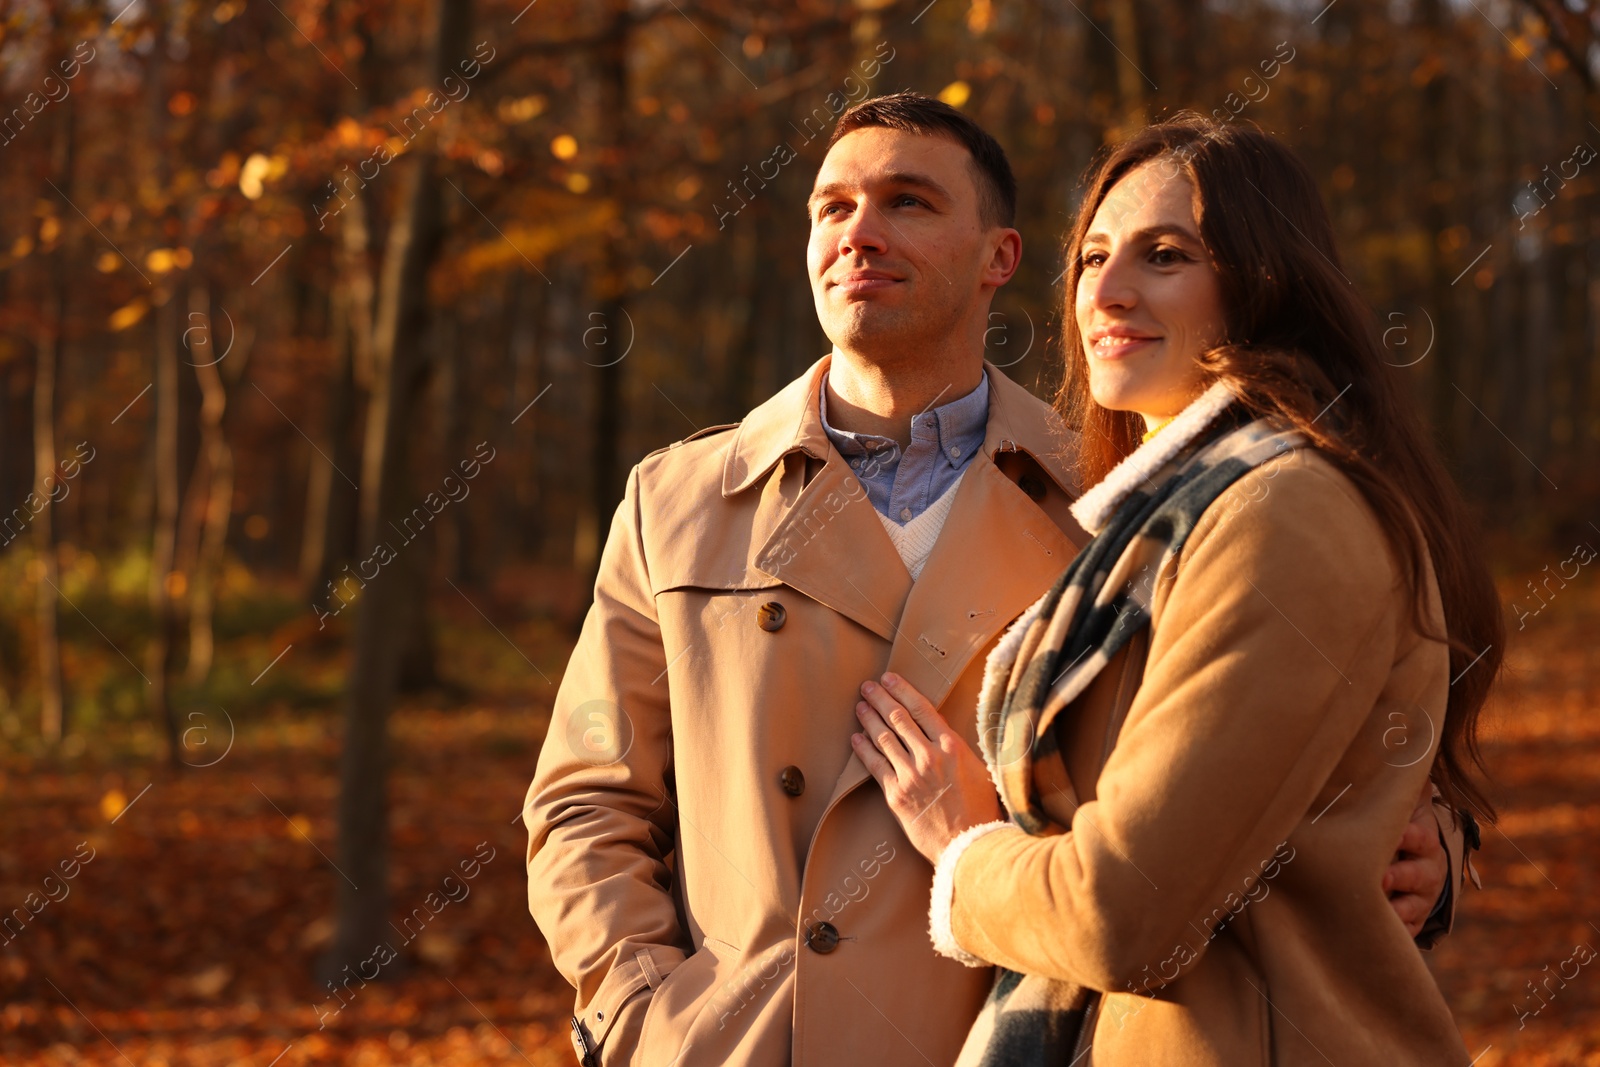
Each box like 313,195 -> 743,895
1080,251 -> 1106,268
1151,247 -> 1186,265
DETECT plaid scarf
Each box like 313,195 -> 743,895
957,390 -> 1306,1066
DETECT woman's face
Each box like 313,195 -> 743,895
1074,161 -> 1225,430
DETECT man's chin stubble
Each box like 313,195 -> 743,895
827,308 -> 916,357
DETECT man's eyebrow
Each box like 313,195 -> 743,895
807,181 -> 850,208
879,171 -> 952,200
1081,223 -> 1203,246
806,171 -> 953,210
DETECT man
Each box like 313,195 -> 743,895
525,93 -> 1463,1067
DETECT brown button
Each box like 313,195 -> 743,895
757,601 -> 786,632
1018,474 -> 1046,501
805,921 -> 840,954
778,766 -> 805,796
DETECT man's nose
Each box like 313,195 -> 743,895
838,202 -> 889,257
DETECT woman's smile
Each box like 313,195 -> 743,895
1089,328 -> 1163,359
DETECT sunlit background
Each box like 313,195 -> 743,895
1,0 -> 1597,1062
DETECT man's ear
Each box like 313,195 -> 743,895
984,228 -> 1023,289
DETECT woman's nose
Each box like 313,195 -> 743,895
1084,257 -> 1137,310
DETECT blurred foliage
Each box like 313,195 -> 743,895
0,0 -> 1598,1060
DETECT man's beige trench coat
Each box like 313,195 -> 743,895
527,356 -> 1089,1066
525,356 -> 1464,1066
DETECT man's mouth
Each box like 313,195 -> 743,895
834,270 -> 902,295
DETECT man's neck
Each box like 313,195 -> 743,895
824,348 -> 985,448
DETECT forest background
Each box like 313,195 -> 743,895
2,0 -> 1599,1062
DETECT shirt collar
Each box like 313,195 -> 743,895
818,366 -> 990,470
720,353 -> 1079,499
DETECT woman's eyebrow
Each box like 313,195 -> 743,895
1082,223 -> 1203,246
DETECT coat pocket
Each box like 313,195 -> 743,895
634,939 -> 729,1066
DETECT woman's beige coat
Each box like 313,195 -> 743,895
944,443 -> 1471,1064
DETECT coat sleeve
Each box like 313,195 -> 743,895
940,461 -> 1430,990
525,464 -> 689,1063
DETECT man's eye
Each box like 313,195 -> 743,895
894,195 -> 921,207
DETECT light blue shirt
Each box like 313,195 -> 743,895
819,370 -> 990,526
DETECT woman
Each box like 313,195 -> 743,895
848,115 -> 1501,1064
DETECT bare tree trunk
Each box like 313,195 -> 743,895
322,154 -> 435,981
32,86 -> 74,744
300,148 -> 374,601
302,4 -> 380,600
436,311 -> 466,584
1416,0 -> 1460,453
581,0 -> 631,590
148,289 -> 184,764
507,271 -> 547,559
322,0 -> 470,982
178,280 -> 247,684
140,5 -> 184,764
33,287 -> 66,746
1105,0 -> 1148,132
298,281 -> 362,599
712,219 -> 760,418
1486,79 -> 1520,499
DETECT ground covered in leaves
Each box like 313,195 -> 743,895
1,560 -> 1596,1064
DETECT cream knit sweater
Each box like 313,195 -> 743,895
873,472 -> 965,580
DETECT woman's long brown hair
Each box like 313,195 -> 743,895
1056,113 -> 1502,819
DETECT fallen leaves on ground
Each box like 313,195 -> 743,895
2,566 -> 1597,1063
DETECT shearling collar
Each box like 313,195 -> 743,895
720,354 -> 1078,499
1067,379 -> 1239,535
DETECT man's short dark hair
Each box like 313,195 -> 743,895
827,91 -> 1018,228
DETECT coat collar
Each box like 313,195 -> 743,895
721,357 -> 833,497
1068,379 -> 1238,535
722,353 -> 1078,499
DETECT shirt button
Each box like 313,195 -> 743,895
851,460 -> 861,470
949,446 -> 962,458
900,507 -> 912,521
757,601 -> 787,632
805,921 -> 841,954
778,766 -> 805,796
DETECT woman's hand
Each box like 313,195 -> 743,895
851,672 -> 1005,864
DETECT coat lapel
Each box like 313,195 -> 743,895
727,356 -> 1087,813
752,456 -> 911,642
725,356 -> 910,639
819,454 -> 1078,809
892,458 -> 1076,708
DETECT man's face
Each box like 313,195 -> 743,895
806,127 -> 1006,359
